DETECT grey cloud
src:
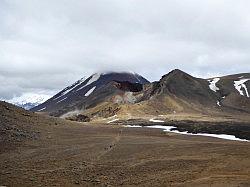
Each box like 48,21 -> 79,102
1,0 -> 250,99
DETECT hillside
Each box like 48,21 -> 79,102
31,69 -> 250,122
119,69 -> 250,117
31,72 -> 149,117
0,101 -> 67,153
1,101 -> 250,186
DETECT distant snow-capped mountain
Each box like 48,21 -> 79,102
7,93 -> 52,110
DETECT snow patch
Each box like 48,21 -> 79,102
77,73 -> 101,91
56,97 -> 67,104
125,125 -> 249,142
108,115 -> 117,118
217,101 -> 221,106
208,78 -> 220,92
85,73 -> 101,87
106,115 -> 119,123
234,79 -> 250,97
85,86 -> 96,96
134,74 -> 142,83
146,125 -> 175,131
107,119 -> 119,123
53,77 -> 86,101
38,107 -> 46,112
124,125 -> 142,128
149,118 -> 165,123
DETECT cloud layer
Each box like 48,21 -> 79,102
1,0 -> 250,99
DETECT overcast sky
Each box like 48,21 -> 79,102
1,0 -> 250,100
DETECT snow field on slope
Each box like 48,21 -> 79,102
53,77 -> 86,101
77,73 -> 101,91
234,79 -> 250,97
85,86 -> 96,96
208,78 -> 220,92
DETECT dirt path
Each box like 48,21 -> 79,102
1,123 -> 250,187
96,129 -> 123,160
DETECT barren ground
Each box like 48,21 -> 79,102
1,120 -> 250,187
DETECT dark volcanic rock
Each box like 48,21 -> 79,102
118,118 -> 250,141
66,114 -> 90,122
171,121 -> 250,141
114,81 -> 143,92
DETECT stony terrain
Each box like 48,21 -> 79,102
1,102 -> 250,186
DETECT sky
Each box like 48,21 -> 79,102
1,0 -> 250,100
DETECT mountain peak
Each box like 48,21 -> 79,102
168,69 -> 190,76
97,71 -> 139,76
5,93 -> 52,110
32,71 -> 149,115
160,69 -> 193,82
170,69 -> 185,74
